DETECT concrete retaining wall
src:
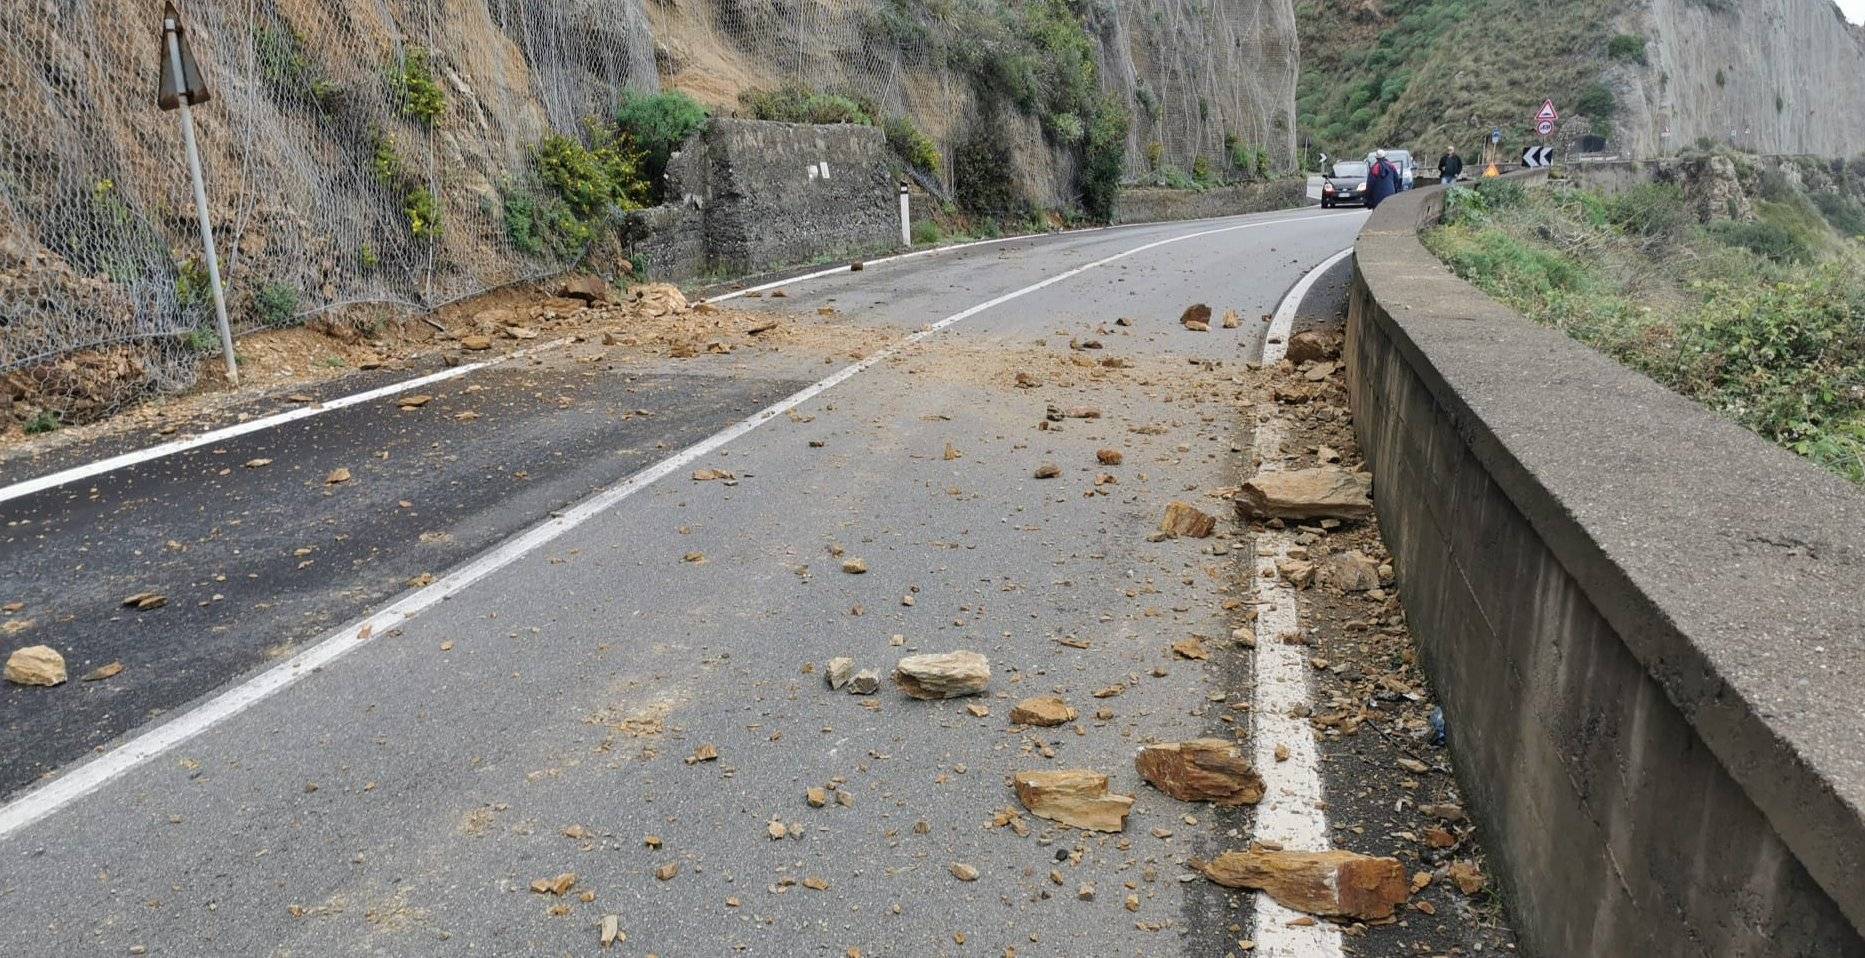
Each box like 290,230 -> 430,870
630,118 -> 900,282
1112,179 -> 1308,224
1348,176 -> 1865,956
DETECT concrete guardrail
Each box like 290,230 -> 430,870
1347,172 -> 1865,956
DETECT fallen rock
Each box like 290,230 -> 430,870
397,394 -> 434,409
530,872 -> 577,896
949,862 -> 980,882
1221,309 -> 1241,329
1135,739 -> 1265,806
894,651 -> 990,699
600,913 -> 622,948
1448,860 -> 1487,895
1033,463 -> 1061,479
1097,448 -> 1124,466
826,657 -> 854,690
1285,331 -> 1338,364
460,335 -> 493,351
1276,558 -> 1316,589
1197,848 -> 1408,919
1159,501 -> 1216,539
5,645 -> 66,686
691,468 -> 736,482
1316,551 -> 1381,592
326,467 -> 352,485
1180,304 -> 1212,332
1237,467 -> 1372,521
841,558 -> 868,574
847,669 -> 881,695
1010,697 -> 1077,727
82,661 -> 125,682
121,591 -> 167,610
559,274 -> 617,305
1014,769 -> 1134,832
1170,637 -> 1209,660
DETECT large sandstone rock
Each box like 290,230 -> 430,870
558,274 -> 618,305
1285,331 -> 1338,364
1316,551 -> 1381,592
1135,739 -> 1265,806
1198,848 -> 1409,919
1010,697 -> 1077,727
1014,769 -> 1134,832
1158,501 -> 1216,539
5,645 -> 66,686
1237,467 -> 1372,521
893,651 -> 990,699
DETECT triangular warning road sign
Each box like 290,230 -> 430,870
1536,99 -> 1559,122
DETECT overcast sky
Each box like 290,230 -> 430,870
1842,0 -> 1864,24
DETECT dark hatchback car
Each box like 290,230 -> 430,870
1320,161 -> 1370,208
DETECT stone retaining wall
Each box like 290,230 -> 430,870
1113,180 -> 1309,224
1348,173 -> 1865,956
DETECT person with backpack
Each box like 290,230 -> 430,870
1437,146 -> 1464,185
1366,150 -> 1400,209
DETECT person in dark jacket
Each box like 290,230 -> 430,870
1366,150 -> 1400,208
1437,146 -> 1464,184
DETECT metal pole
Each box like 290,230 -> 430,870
898,182 -> 911,247
166,18 -> 238,385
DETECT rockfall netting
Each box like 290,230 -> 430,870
0,0 -> 657,428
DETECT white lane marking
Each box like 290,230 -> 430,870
1246,247 -> 1357,958
1264,247 -> 1354,365
701,209 -> 1354,305
0,211 -> 1358,842
0,338 -> 571,507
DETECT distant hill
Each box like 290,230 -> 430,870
1296,0 -> 1865,163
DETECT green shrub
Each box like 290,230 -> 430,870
1606,34 -> 1647,64
391,48 -> 446,126
884,115 -> 940,173
615,91 -> 709,193
502,187 -> 589,258
1046,111 -> 1085,143
955,127 -> 1027,217
1812,192 -> 1865,236
535,132 -> 648,221
1079,99 -> 1129,222
254,282 -> 300,325
175,258 -> 211,311
370,135 -> 404,185
739,86 -> 872,125
1576,82 -> 1616,118
185,326 -> 221,354
911,219 -> 942,245
256,25 -> 338,105
1154,165 -> 1198,190
1711,218 -> 1814,264
1145,140 -> 1164,171
404,186 -> 441,240
1192,155 -> 1214,185
24,410 -> 59,434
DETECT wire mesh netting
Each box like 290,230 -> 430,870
1,0 -> 1293,430
0,0 -> 657,429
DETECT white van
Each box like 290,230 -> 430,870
1365,150 -> 1416,191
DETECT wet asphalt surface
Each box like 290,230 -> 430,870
0,207 -> 1414,957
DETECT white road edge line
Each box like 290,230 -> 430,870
0,338 -> 573,507
1249,245 -> 1355,958
0,212 -> 1358,842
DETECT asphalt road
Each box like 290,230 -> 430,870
0,207 -> 1369,956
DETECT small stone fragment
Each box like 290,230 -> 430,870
691,468 -> 736,482
530,872 -> 577,896
802,876 -> 830,891
325,467 -> 352,484
950,863 -> 980,882
1197,848 -> 1408,920
1033,463 -> 1061,479
82,661 -> 125,682
1013,769 -> 1134,832
460,335 -> 493,351
1180,304 -> 1213,331
842,558 -> 868,574
1170,637 -> 1209,661
1135,740 -> 1266,806
244,458 -> 272,469
1317,551 -> 1381,593
806,787 -> 829,808
5,645 -> 66,686
1221,309 -> 1241,329
600,914 -> 622,947
1448,860 -> 1487,895
122,592 -> 167,610
847,669 -> 881,695
398,394 -> 433,409
1097,449 -> 1124,466
1159,501 -> 1217,539
827,657 -> 854,690
655,862 -> 679,880
686,743 -> 719,764
894,651 -> 991,699
1010,697 -> 1078,727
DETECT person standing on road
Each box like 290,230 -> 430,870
1437,146 -> 1464,185
1366,150 -> 1400,209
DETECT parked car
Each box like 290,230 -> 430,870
1320,160 -> 1370,207
1365,149 -> 1417,191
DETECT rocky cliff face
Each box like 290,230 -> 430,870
1618,0 -> 1865,157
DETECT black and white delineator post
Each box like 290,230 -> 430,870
159,2 -> 237,384
898,181 -> 911,247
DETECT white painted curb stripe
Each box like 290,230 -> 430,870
1246,246 -> 1357,958
0,338 -> 571,507
0,211 -> 1355,841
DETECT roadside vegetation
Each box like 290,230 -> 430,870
1424,172 -> 1865,482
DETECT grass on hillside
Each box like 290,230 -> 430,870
1296,0 -> 1616,159
1424,179 -> 1865,483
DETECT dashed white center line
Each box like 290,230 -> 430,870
1247,246 -> 1354,957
